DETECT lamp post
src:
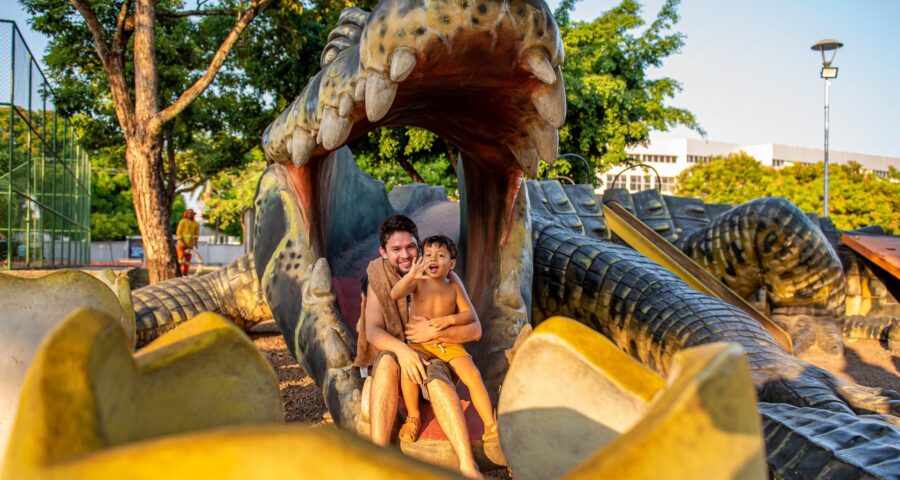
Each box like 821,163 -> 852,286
811,38 -> 843,218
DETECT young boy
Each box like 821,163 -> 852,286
390,234 -> 497,444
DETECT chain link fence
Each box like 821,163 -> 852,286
1,20 -> 90,269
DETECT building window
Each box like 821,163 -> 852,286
659,176 -> 675,193
607,174 -> 628,189
629,175 -> 641,191
873,170 -> 889,178
687,155 -> 709,164
773,159 -> 785,167
644,154 -> 677,164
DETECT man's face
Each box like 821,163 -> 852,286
379,231 -> 419,273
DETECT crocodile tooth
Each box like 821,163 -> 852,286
338,94 -> 354,117
290,127 -> 315,168
527,120 -> 559,165
389,48 -> 417,83
508,140 -> 539,178
521,48 -> 556,85
309,258 -> 334,298
353,76 -> 367,102
531,66 -> 566,128
365,70 -> 398,122
319,107 -> 352,150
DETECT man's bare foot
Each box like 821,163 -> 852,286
459,463 -> 482,479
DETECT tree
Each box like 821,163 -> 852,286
22,0 -> 274,282
676,154 -> 900,234
553,0 -> 703,174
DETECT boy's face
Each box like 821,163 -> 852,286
379,231 -> 419,274
422,243 -> 456,279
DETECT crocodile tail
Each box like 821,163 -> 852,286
133,253 -> 271,348
760,402 -> 900,479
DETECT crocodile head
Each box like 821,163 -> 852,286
256,0 -> 565,424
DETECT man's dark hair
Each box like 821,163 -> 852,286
378,215 -> 420,248
422,234 -> 457,260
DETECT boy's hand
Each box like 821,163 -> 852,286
427,315 -> 453,331
407,256 -> 427,279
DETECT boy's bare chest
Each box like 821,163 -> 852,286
411,282 -> 457,316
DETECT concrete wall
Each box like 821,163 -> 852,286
90,242 -> 244,266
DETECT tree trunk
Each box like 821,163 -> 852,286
397,157 -> 424,183
126,139 -> 177,282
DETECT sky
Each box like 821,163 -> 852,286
7,0 -> 900,158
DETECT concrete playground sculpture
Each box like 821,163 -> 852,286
45,0 -> 900,477
2,308 -> 459,479
0,270 -> 134,456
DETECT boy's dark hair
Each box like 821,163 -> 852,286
422,235 -> 457,260
378,215 -> 420,248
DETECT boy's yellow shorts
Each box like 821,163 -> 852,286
409,342 -> 470,363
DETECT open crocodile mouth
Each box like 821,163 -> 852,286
257,1 -> 565,416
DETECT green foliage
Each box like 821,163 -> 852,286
556,0 -> 703,173
353,127 -> 458,197
676,154 -> 900,234
90,170 -> 138,240
201,151 -> 267,239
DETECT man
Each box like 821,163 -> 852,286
176,209 -> 200,276
358,215 -> 484,478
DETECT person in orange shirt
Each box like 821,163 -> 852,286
176,209 -> 200,276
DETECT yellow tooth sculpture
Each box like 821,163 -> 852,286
499,316 -> 767,480
0,270 -> 136,456
1,308 -> 458,480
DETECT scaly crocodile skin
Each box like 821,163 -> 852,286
133,253 -> 271,347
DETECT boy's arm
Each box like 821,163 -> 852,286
365,285 -> 430,384
427,281 -> 476,330
406,273 -> 482,344
390,257 -> 425,300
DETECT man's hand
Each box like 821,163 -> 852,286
397,344 -> 429,384
427,315 -> 453,331
406,315 -> 439,343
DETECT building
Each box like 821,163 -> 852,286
598,137 -> 900,194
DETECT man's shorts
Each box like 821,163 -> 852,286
371,349 -> 454,400
409,342 -> 470,363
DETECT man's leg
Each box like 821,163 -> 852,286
182,250 -> 192,276
370,351 -> 400,446
425,361 -> 480,478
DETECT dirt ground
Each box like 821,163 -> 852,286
251,330 -> 898,480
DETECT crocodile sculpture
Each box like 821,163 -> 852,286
132,1 -> 900,477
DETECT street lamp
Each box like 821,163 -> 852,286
811,38 -> 843,218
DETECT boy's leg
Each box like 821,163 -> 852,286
450,357 -> 496,435
400,373 -> 421,419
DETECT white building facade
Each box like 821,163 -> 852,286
598,137 -> 899,194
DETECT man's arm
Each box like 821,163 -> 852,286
406,273 -> 482,344
365,285 -> 429,384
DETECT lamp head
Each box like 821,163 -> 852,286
811,38 -> 843,67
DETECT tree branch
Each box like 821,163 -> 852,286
134,0 -> 160,132
151,0 -> 275,131
157,8 -> 239,17
397,157 -> 424,183
69,0 -> 136,136
112,0 -> 131,54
